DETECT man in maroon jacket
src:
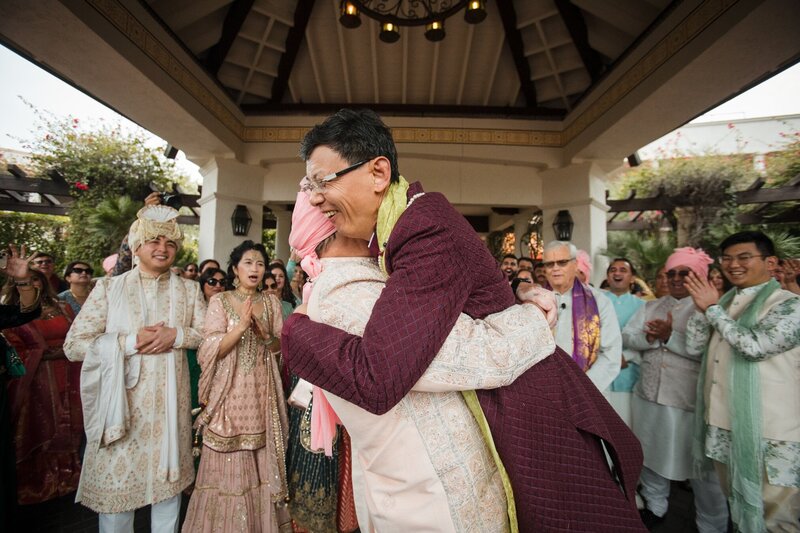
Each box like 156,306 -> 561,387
283,109 -> 645,531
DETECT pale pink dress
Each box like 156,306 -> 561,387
182,292 -> 290,533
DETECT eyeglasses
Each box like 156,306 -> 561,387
542,259 -> 574,269
206,278 -> 225,287
299,159 -> 370,193
264,282 -> 278,290
719,253 -> 764,265
666,269 -> 690,278
71,267 -> 93,275
33,259 -> 54,265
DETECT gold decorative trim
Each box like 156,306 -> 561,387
562,0 -> 739,145
202,430 -> 267,452
85,0 -> 738,149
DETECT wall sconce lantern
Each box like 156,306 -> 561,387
552,209 -> 574,241
231,205 -> 252,236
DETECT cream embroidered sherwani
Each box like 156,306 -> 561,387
307,257 -> 554,533
64,268 -> 205,513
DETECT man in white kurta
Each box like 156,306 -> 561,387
623,247 -> 728,532
685,231 -> 800,532
543,241 -> 622,393
64,205 -> 205,533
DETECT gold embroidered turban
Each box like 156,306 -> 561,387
128,205 -> 183,252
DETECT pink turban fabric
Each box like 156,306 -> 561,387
576,250 -> 592,282
102,254 -> 118,275
665,247 -> 714,278
287,191 -> 340,456
288,191 -> 336,304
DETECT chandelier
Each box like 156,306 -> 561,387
339,1 -> 488,43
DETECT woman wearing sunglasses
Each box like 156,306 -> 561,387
57,261 -> 94,315
198,267 -> 228,302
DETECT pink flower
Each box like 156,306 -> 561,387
75,182 -> 89,191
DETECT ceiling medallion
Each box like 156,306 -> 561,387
339,1 -> 488,43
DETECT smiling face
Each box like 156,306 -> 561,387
135,236 -> 177,276
31,255 -> 55,276
666,264 -> 691,299
543,245 -> 577,294
501,257 -> 518,279
721,242 -> 775,289
305,146 -> 390,241
234,250 -> 267,291
708,268 -> 725,291
606,260 -> 634,295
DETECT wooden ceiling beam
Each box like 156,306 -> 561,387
496,0 -> 537,107
271,0 -> 317,104
204,0 -> 256,75
554,0 -> 604,82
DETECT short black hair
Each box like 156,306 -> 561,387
518,257 -> 535,265
299,108 -> 400,183
606,257 -> 638,276
502,254 -> 518,262
719,231 -> 775,257
227,240 -> 269,279
199,259 -> 220,272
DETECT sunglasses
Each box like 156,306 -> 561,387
71,267 -> 93,275
666,269 -> 690,278
264,282 -> 278,290
542,259 -> 574,269
206,278 -> 226,287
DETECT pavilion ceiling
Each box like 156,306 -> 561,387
142,0 -> 673,118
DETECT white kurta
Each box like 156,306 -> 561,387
307,257 -> 554,533
553,285 -> 622,393
64,268 -> 205,514
623,295 -> 700,480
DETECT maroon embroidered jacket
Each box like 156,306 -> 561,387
283,182 -> 644,531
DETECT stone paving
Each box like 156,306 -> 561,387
14,482 -> 704,532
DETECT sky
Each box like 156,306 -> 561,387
1,42 -> 799,175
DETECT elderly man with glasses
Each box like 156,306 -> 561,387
623,247 -> 729,531
543,240 -> 623,394
282,109 -> 645,531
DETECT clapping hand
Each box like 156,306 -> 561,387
685,271 -> 720,312
645,312 -> 672,343
135,321 -> 178,354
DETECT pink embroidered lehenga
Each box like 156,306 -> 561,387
5,304 -> 83,504
182,291 -> 290,533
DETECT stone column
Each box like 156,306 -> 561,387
197,158 -> 266,263
272,208 -> 292,263
540,160 -> 618,286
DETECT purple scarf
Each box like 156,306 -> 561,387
571,278 -> 601,371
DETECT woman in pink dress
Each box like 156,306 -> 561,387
182,240 -> 290,532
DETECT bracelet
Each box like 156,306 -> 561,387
14,278 -> 32,286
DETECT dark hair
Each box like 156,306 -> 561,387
32,252 -> 54,260
518,257 -> 534,265
269,262 -> 296,305
719,231 -> 775,257
199,259 -> 220,272
502,254 -> 518,262
533,261 -> 545,270
262,271 -> 278,290
199,267 -> 228,292
299,108 -> 400,183
30,269 -> 58,306
64,260 -> 94,279
606,257 -> 638,276
227,240 -> 269,280
184,262 -> 198,271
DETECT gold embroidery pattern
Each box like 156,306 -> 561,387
202,430 -> 267,452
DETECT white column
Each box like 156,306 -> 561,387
273,208 -> 292,263
540,160 -> 619,286
197,158 -> 266,263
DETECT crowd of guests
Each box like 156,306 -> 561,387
0,107 -> 798,533
503,233 -> 800,532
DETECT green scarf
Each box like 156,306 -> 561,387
693,279 -> 779,533
375,178 -> 519,533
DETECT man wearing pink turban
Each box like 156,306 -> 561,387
623,247 -> 728,531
